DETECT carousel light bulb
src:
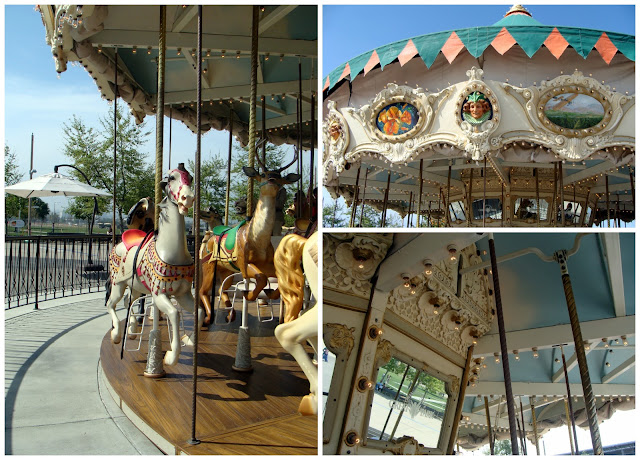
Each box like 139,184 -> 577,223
410,284 -> 417,295
176,47 -> 182,56
606,362 -> 611,367
132,46 -> 137,54
602,338 -> 609,348
221,50 -> 225,58
448,245 -> 458,263
584,341 -> 591,350
622,335 -> 628,346
147,46 -> 152,55
513,350 -> 520,361
494,354 -> 500,364
544,395 -> 548,402
532,347 -> 539,358
402,274 -> 410,288
423,260 -> 433,276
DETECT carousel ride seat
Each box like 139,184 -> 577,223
211,220 -> 246,251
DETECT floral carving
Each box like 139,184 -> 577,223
324,323 -> 356,359
375,339 -> 395,368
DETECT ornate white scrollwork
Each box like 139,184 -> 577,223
455,67 -> 501,161
323,233 -> 393,298
324,323 -> 356,359
323,100 -> 350,186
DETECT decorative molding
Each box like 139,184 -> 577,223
382,436 -> 421,455
504,71 -> 633,160
323,100 -> 350,185
324,323 -> 356,359
323,233 -> 393,298
454,67 -> 501,161
374,339 -> 395,368
387,243 -> 493,357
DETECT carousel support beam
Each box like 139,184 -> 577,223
531,401 -> 540,455
590,182 -> 631,194
154,7 -> 166,230
407,192 -> 413,227
600,233 -> 625,317
349,166 -> 361,227
224,105 -> 233,226
234,5 -> 260,374
573,184 -> 577,227
605,175 -> 610,227
602,356 -> 635,384
552,163 -> 558,228
416,159 -> 424,227
447,346 -> 475,455
258,5 -> 297,34
484,396 -> 494,455
488,233 -> 519,455
188,5 -> 204,446
553,250 -> 603,455
629,170 -> 635,211
171,5 -> 197,32
564,162 -> 613,185
470,381 -> 633,396
381,171 -> 391,227
561,345 -> 579,455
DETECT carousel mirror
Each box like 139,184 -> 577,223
471,198 -> 502,221
367,357 -> 449,449
513,197 -> 548,222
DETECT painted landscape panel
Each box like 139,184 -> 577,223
544,93 -> 604,130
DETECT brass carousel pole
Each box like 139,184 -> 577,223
224,104 -> 233,226
447,164 -> 452,227
553,250 -> 603,454
629,169 -> 635,211
605,174 -> 610,227
188,5 -> 204,446
234,5 -> 260,373
416,159 -> 424,227
561,345 -> 579,454
349,165 -> 361,227
448,346 -> 475,454
488,233 -> 520,454
564,397 -> 575,455
552,163 -> 558,227
531,399 -> 540,455
535,168 -> 540,227
573,184 -> 577,227
559,161 -> 565,226
359,168 -> 368,227
484,396 -> 494,454
112,48 -> 118,246
297,58 -> 303,219
168,106 -> 172,169
381,171 -> 391,227
407,192 -> 413,227
467,168 -> 474,227
154,8 -> 166,230
262,96 -> 266,166
483,157 -> 487,227
309,93 -> 315,198
580,188 -> 590,227
501,183 -> 504,227
519,397 -> 528,455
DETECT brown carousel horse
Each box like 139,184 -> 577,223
199,153 -> 300,325
106,163 -> 203,366
273,231 -> 318,415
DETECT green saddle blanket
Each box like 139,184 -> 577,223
212,220 -> 246,251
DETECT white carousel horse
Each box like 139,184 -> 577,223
273,231 -> 318,415
106,163 -> 203,366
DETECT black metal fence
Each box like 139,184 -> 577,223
5,234 -> 201,310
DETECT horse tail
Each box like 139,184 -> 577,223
274,233 -> 307,323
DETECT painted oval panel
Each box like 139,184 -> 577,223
376,103 -> 419,136
544,93 -> 604,130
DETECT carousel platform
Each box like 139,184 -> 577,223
100,302 -> 317,455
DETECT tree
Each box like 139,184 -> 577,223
4,145 -> 27,219
31,198 -> 50,221
188,152 -> 227,216
61,106 -> 153,232
481,439 -> 512,455
323,197 -> 348,228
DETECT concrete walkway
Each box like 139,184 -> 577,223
4,293 -> 162,455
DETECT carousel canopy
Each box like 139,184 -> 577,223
322,6 -> 635,227
40,5 -> 317,148
324,6 -> 634,93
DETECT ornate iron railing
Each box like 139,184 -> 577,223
5,234 -> 201,310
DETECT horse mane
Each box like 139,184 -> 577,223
274,234 -> 307,323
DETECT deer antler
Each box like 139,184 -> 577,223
275,145 -> 299,174
253,137 -> 268,172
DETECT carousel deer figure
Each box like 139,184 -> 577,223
199,152 -> 300,324
274,231 -> 318,415
106,163 -> 203,366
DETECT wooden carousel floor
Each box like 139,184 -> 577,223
100,304 -> 317,455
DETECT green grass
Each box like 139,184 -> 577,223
376,368 -> 447,411
6,222 -> 112,236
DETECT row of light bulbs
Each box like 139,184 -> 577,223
492,336 -> 630,363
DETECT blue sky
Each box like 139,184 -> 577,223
2,5 -> 285,216
324,5 -> 635,76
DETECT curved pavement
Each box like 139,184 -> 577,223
4,293 -> 162,455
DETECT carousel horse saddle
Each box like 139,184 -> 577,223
122,229 -> 150,251
212,220 -> 246,251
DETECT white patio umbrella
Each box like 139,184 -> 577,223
4,172 -> 111,198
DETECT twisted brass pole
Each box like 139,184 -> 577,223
554,250 -> 603,455
154,7 -> 166,230
246,5 -> 259,219
531,400 -> 540,455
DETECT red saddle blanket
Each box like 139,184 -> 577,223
122,229 -> 148,251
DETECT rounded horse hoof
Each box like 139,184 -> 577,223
163,350 -> 179,367
298,394 -> 317,416
226,310 -> 236,323
111,329 -> 122,344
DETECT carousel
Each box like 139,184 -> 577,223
322,232 -> 635,454
322,5 -> 635,227
40,4 -> 318,454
